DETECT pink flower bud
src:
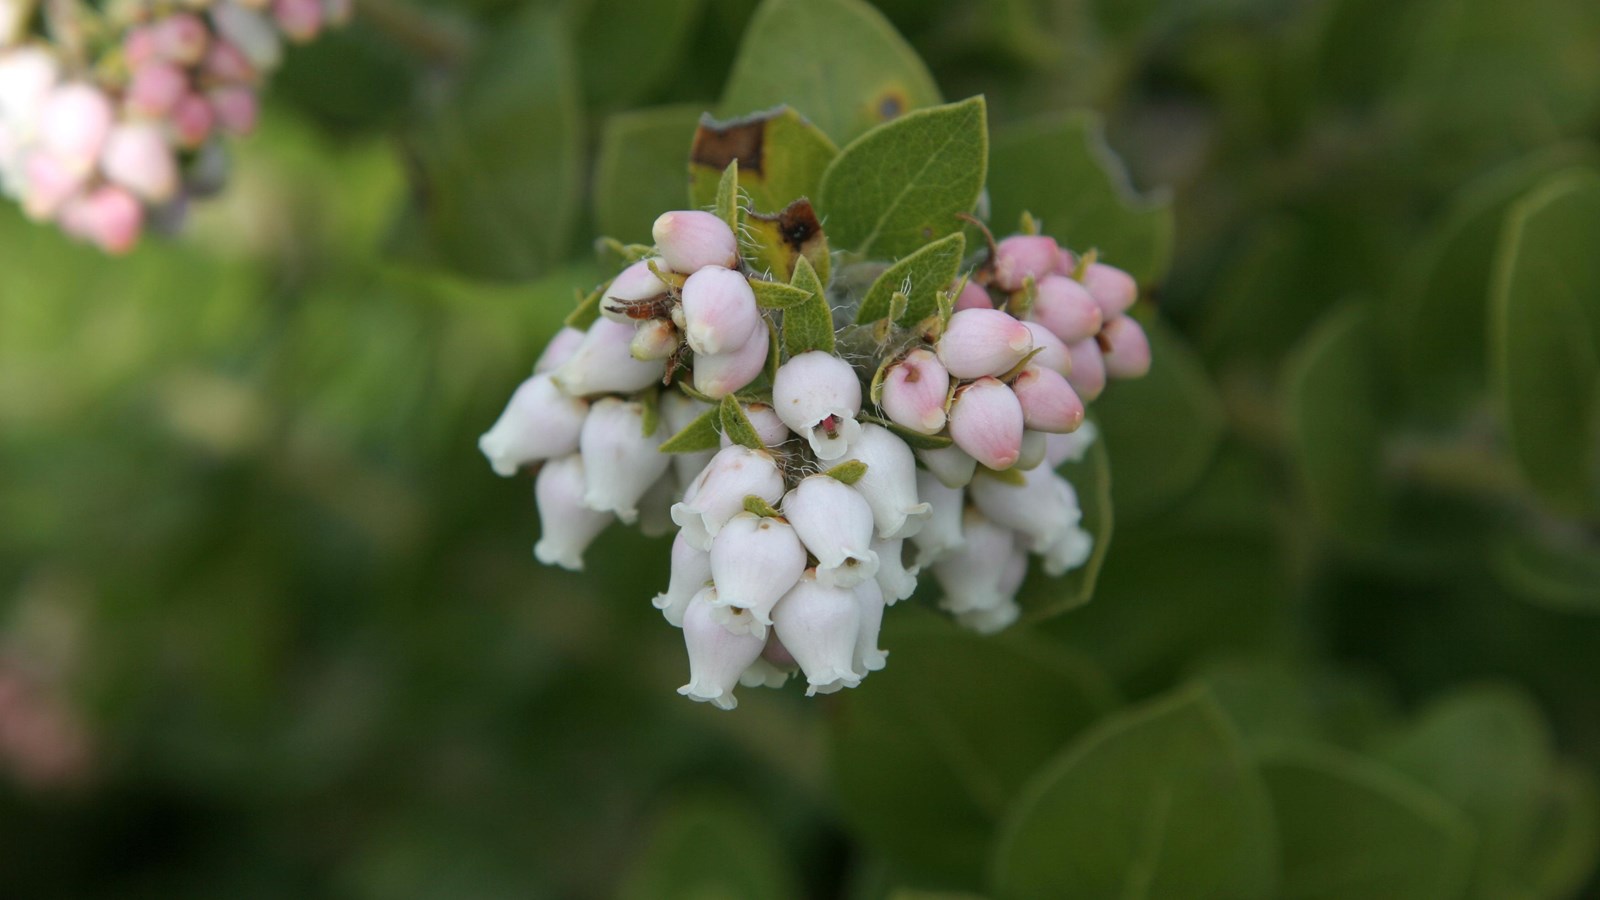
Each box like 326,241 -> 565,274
652,209 -> 737,273
948,377 -> 1025,470
273,0 -> 324,42
579,397 -> 670,523
993,234 -> 1062,291
210,4 -> 282,72
782,475 -> 879,588
123,27 -> 158,68
58,186 -> 143,254
533,454 -> 613,570
654,530 -> 711,627
1101,316 -> 1152,379
678,588 -> 765,710
771,573 -> 862,696
773,350 -> 863,461
872,537 -> 918,603
880,348 -> 950,435
853,578 -> 888,674
204,39 -> 257,83
38,83 -> 113,175
101,124 -> 179,203
154,14 -> 210,65
932,508 -> 1018,614
599,258 -> 669,322
1010,364 -> 1084,434
691,317 -> 768,399
1082,262 -> 1137,319
719,402 -> 788,448
630,319 -> 680,361
709,512 -> 807,630
1020,320 -> 1072,376
210,86 -> 259,136
534,326 -> 585,374
838,424 -> 931,540
21,152 -> 86,219
936,308 -> 1034,380
681,265 -> 759,355
1065,337 -> 1107,402
552,318 -> 666,397
169,93 -> 216,149
478,372 -> 588,476
911,469 -> 965,565
670,445 -> 785,550
124,63 -> 188,119
953,278 -> 993,311
1030,275 -> 1102,343
915,444 -> 976,489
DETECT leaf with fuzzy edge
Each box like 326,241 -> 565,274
783,255 -> 835,357
719,395 -> 765,450
750,279 -> 814,309
744,495 -> 781,517
713,160 -> 740,230
855,232 -> 967,326
688,107 -> 839,215
826,460 -> 869,484
659,404 -> 722,453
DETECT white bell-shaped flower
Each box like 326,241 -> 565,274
478,373 -> 588,477
653,529 -> 710,626
661,391 -> 716,487
968,464 -> 1080,554
534,327 -> 586,374
692,320 -> 770,400
578,397 -> 670,523
678,588 -> 765,711
533,454 -> 613,571
932,509 -> 1017,613
781,475 -> 879,588
871,538 -> 919,603
1043,523 -> 1094,576
772,350 -> 862,461
916,444 -> 978,489
840,424 -> 931,540
708,512 -> 807,630
599,258 -> 670,322
853,578 -> 889,675
911,470 -> 966,566
739,657 -> 793,689
771,573 -> 862,696
1045,420 -> 1098,468
670,445 -> 785,550
956,542 -> 1028,633
553,318 -> 666,397
681,265 -> 760,355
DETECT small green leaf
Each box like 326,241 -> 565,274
763,317 -> 780,385
743,199 -> 831,284
825,460 -> 868,484
783,256 -> 836,357
565,283 -> 606,330
1259,742 -> 1475,900
991,686 -> 1278,900
987,111 -> 1173,285
719,0 -> 941,144
688,107 -> 839,215
719,394 -> 765,450
713,159 -> 740,230
1490,167 -> 1600,516
659,404 -> 723,453
593,105 -> 701,245
743,495 -> 781,517
749,279 -> 813,309
819,97 -> 987,261
639,389 -> 660,438
855,232 -> 967,325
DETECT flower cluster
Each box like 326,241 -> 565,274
481,208 -> 1151,710
0,0 -> 346,252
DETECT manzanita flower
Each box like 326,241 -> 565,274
1019,320 -> 1073,376
880,348 -> 950,435
1030,275 -> 1103,344
853,578 -> 889,674
931,509 -> 1018,615
553,318 -> 666,397
953,279 -> 993,311
1065,336 -> 1108,402
773,350 -> 862,460
708,512 -> 807,630
678,588 -> 765,711
1100,315 -> 1152,379
969,464 -> 1079,554
578,397 -> 669,523
681,265 -> 760,355
993,234 -> 1062,291
871,538 -> 918,602
937,308 -> 1034,379
1082,261 -> 1138,319
534,327 -> 585,374
911,469 -> 965,565
782,474 -> 879,588
653,530 -> 711,627
600,258 -> 670,322
1010,364 -> 1085,434
653,209 -> 738,273
478,372 -> 588,477
533,455 -> 612,571
771,573 -> 862,696
692,319 -> 769,399
660,391 -> 715,485
915,444 -> 978,489
671,445 -> 785,550
840,424 -> 931,540
948,376 -> 1025,469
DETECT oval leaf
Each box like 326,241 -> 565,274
855,232 -> 968,326
688,107 -> 840,215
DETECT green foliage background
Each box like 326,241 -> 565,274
3,0 -> 1600,896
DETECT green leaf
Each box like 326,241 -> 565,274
389,6 -> 581,280
991,686 -> 1278,900
819,97 -> 988,261
832,611 -> 1116,888
986,112 -> 1174,285
749,279 -> 814,309
719,0 -> 941,144
659,404 -> 723,453
1515,764 -> 1600,900
565,282 -> 606,330
618,795 -> 802,900
855,233 -> 967,325
1283,303 -> 1389,540
1017,428 -> 1112,621
713,159 -> 740,230
783,256 -> 836,357
1259,743 -> 1475,900
593,105 -> 701,246
719,395 -> 765,449
574,0 -> 707,112
1490,168 -> 1600,516
743,494 -> 781,517
688,107 -> 839,215
1094,316 -> 1224,523
824,460 -> 868,484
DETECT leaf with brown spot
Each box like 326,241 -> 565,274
744,199 -> 832,284
689,107 -> 839,218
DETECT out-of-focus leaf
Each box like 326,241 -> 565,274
1259,743 -> 1475,900
819,97 -> 988,261
832,611 -> 1116,889
990,686 -> 1277,900
1514,764 -> 1600,900
593,105 -> 701,245
855,233 -> 966,325
575,0 -> 708,111
1192,658 -> 1402,754
389,6 -> 582,280
1093,315 -> 1224,522
986,112 -> 1174,285
1018,428 -> 1112,621
688,108 -> 839,215
1283,303 -> 1388,540
618,796 -> 802,900
1489,168 -> 1600,517
1490,524 -> 1600,615
719,0 -> 941,144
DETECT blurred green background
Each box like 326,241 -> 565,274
3,0 -> 1600,896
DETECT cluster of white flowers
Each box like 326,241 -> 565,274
481,209 -> 1151,710
0,0 -> 346,252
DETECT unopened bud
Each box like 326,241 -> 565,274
58,186 -> 143,254
553,318 -> 666,397
1082,262 -> 1137,319
880,348 -> 950,435
534,326 -> 585,374
953,278 -> 993,311
1020,320 -> 1072,376
993,234 -> 1062,292
937,308 -> 1034,380
1065,337 -> 1107,402
125,63 -> 187,119
478,372 -> 588,476
1100,316 -> 1152,379
169,93 -> 216,149
101,123 -> 179,202
209,86 -> 259,136
652,209 -> 737,273
204,39 -> 257,83
273,0 -> 324,42
682,265 -> 759,355
720,401 -> 788,448
153,13 -> 210,65
948,376 -> 1025,470
1030,275 -> 1102,344
599,258 -> 668,323
1010,364 -> 1084,434
692,317 -> 769,399
772,350 -> 863,460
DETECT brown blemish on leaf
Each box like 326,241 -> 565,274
751,199 -> 823,254
691,112 -> 767,177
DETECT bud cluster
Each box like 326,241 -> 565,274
0,0 -> 347,252
481,208 -> 1152,710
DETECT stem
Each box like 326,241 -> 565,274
355,0 -> 472,66
1384,439 -> 1528,505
